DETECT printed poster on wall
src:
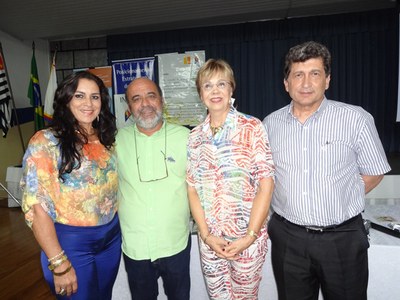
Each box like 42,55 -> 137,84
157,51 -> 206,126
112,57 -> 155,128
87,67 -> 113,114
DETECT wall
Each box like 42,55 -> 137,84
49,37 -> 107,82
107,8 -> 399,152
0,31 -> 50,198
0,31 -> 50,108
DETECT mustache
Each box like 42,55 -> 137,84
138,106 -> 157,115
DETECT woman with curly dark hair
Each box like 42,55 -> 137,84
21,71 -> 121,299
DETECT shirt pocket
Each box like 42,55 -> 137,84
317,140 -> 354,175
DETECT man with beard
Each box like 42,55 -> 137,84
116,77 -> 191,300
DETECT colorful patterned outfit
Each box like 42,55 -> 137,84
21,129 -> 121,299
187,107 -> 275,299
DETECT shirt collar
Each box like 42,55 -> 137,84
134,121 -> 166,137
201,106 -> 237,134
285,97 -> 328,122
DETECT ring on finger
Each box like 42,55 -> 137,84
59,288 -> 66,296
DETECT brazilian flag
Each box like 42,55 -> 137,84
28,49 -> 44,131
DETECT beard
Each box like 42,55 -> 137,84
133,105 -> 163,130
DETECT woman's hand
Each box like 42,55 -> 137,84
204,235 -> 230,258
30,205 -> 78,296
223,235 -> 256,260
53,261 -> 78,297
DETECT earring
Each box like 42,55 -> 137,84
97,115 -> 100,122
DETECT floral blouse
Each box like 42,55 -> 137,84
21,129 -> 118,227
186,107 -> 275,238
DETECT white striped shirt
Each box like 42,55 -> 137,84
263,98 -> 391,226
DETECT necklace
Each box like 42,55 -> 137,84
75,128 -> 98,143
210,125 -> 223,136
75,128 -> 96,136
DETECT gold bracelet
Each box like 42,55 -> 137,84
48,255 -> 68,271
247,230 -> 259,239
52,262 -> 72,276
48,250 -> 65,263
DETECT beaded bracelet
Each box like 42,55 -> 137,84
48,250 -> 65,263
53,262 -> 72,276
48,255 -> 68,271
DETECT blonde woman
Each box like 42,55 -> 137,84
187,59 -> 275,299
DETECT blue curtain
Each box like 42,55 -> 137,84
107,8 -> 399,152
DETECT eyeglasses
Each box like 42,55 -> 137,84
201,80 -> 231,92
128,93 -> 160,104
134,126 -> 168,182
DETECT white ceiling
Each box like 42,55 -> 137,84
0,0 -> 396,41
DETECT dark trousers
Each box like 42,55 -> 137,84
123,235 -> 191,300
269,213 -> 369,300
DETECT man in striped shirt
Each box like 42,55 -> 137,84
263,41 -> 391,300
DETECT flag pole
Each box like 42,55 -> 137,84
0,181 -> 21,206
29,41 -> 45,131
0,42 -> 25,153
44,50 -> 57,123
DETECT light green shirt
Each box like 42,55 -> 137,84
116,122 -> 190,261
